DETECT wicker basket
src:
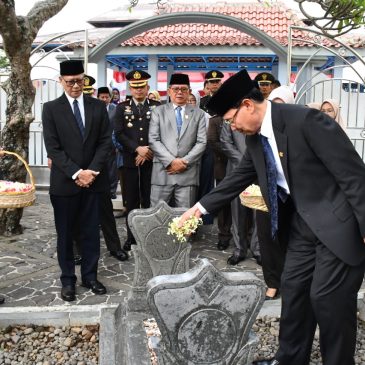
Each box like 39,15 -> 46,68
0,151 -> 36,209
240,185 -> 268,212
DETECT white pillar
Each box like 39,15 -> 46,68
148,55 -> 158,91
96,59 -> 107,88
277,57 -> 288,85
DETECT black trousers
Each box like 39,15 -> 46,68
51,191 -> 101,286
123,164 -> 152,242
73,191 -> 122,255
276,211 -> 365,365
216,180 -> 232,242
256,210 -> 286,289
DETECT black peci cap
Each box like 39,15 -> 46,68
97,87 -> 111,96
205,70 -> 224,81
206,69 -> 255,117
169,73 -> 190,86
126,70 -> 151,88
60,60 -> 84,76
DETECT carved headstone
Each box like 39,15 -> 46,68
128,201 -> 191,312
147,258 -> 265,365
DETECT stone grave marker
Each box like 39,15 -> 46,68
146,258 -> 265,365
127,201 -> 191,312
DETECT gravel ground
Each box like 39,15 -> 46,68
145,316 -> 365,365
0,324 -> 99,365
254,316 -> 365,365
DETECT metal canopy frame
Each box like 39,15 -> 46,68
105,54 -> 278,71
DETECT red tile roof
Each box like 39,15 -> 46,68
120,2 -> 336,48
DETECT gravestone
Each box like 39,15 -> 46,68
147,258 -> 265,365
127,201 -> 191,312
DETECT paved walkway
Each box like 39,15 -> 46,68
0,192 -> 267,308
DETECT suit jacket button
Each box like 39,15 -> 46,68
140,128 -> 143,131
140,138 -> 143,141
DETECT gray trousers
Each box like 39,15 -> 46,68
150,185 -> 197,208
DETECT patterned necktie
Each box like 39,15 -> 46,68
73,99 -> 85,139
260,134 -> 278,238
137,103 -> 144,115
175,106 -> 183,135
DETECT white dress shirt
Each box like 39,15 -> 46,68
197,101 -> 290,215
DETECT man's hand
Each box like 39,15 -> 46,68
166,158 -> 188,174
136,146 -> 153,160
178,205 -> 203,229
135,155 -> 146,166
76,169 -> 99,187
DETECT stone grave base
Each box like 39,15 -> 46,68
0,304 -> 124,365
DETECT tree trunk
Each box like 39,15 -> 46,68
0,0 -> 69,235
0,60 -> 35,235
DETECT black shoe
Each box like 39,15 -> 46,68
253,254 -> 262,266
81,280 -> 107,295
61,285 -> 76,302
110,250 -> 128,261
227,254 -> 246,265
74,255 -> 82,266
217,240 -> 230,251
265,289 -> 280,301
123,238 -> 136,252
0,296 -> 5,305
252,359 -> 279,365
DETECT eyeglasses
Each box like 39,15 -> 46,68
170,87 -> 190,93
223,103 -> 244,125
61,77 -> 85,87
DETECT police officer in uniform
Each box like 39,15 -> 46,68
254,72 -> 275,99
83,75 -> 96,96
114,70 -> 160,251
200,70 -> 224,115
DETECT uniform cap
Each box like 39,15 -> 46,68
205,70 -> 224,81
126,70 -> 151,88
254,72 -> 275,84
83,75 -> 96,95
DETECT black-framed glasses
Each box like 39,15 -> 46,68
170,86 -> 190,93
61,77 -> 85,87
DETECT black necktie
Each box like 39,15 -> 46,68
73,99 -> 85,138
260,135 -> 278,238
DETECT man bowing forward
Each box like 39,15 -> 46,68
179,69 -> 365,365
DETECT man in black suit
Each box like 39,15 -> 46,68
114,70 -> 160,251
178,69 -> 365,365
42,60 -> 111,302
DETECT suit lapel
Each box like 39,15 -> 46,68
179,104 -> 193,139
272,104 -> 290,185
83,95 -> 93,142
248,134 -> 270,208
167,103 -> 178,135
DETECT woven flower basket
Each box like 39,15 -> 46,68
240,184 -> 268,212
0,151 -> 36,209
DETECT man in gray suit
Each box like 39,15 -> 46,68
220,123 -> 260,265
149,73 -> 206,207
